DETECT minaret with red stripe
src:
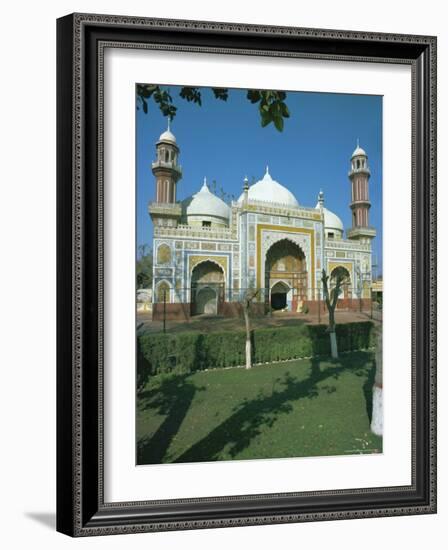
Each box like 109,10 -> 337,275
152,119 -> 182,204
149,121 -> 183,228
347,140 -> 376,243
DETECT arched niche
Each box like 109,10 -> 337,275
155,280 -> 171,303
265,238 -> 307,303
191,260 -> 225,315
157,243 -> 172,265
330,265 -> 351,299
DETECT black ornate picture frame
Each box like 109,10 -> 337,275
56,13 -> 437,536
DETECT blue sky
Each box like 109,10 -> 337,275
136,87 -> 382,275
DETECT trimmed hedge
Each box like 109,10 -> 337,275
137,321 -> 375,384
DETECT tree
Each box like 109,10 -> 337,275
321,268 -> 350,359
136,244 -> 153,289
240,287 -> 260,370
370,320 -> 383,436
136,85 -> 291,132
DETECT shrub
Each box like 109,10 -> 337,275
137,321 -> 375,383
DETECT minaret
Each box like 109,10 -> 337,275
347,140 -> 376,243
148,121 -> 183,227
152,119 -> 182,203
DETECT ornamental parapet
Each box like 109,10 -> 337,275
325,239 -> 371,251
154,224 -> 235,240
232,200 -> 322,221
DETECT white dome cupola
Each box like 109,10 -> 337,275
183,178 -> 230,228
157,118 -> 177,144
238,167 -> 299,209
350,139 -> 370,176
351,144 -> 366,158
315,190 -> 344,239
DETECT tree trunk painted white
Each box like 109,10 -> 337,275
243,303 -> 252,370
371,384 -> 383,436
245,338 -> 252,370
371,323 -> 383,435
329,330 -> 338,359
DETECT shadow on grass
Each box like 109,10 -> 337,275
137,373 -> 205,464
137,351 -> 375,465
363,361 -> 376,425
173,352 -> 372,464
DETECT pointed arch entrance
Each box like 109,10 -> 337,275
265,239 -> 307,312
329,265 -> 352,309
191,260 -> 225,315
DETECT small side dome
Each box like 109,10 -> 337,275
322,207 -> 344,233
183,179 -> 230,227
315,193 -> 344,238
238,167 -> 299,208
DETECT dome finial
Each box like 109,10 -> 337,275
356,137 -> 359,148
318,189 -> 325,206
265,165 -> 270,176
243,175 -> 249,190
167,117 -> 171,132
201,176 -> 208,190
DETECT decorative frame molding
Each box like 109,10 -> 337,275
57,13 -> 437,536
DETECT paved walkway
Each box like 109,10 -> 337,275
138,308 -> 381,334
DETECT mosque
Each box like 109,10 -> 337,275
148,124 -> 376,319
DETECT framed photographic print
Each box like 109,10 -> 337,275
56,13 -> 437,536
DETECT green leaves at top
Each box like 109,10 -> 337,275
212,87 -> 229,101
137,84 -> 177,119
247,89 -> 290,132
136,84 -> 291,131
247,89 -> 261,104
179,87 -> 202,105
273,116 -> 284,132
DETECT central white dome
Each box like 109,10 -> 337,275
238,168 -> 299,208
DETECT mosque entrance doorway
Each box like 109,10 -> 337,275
270,281 -> 290,310
265,239 -> 307,312
195,287 -> 218,315
191,260 -> 225,316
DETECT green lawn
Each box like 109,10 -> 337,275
136,351 -> 382,464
